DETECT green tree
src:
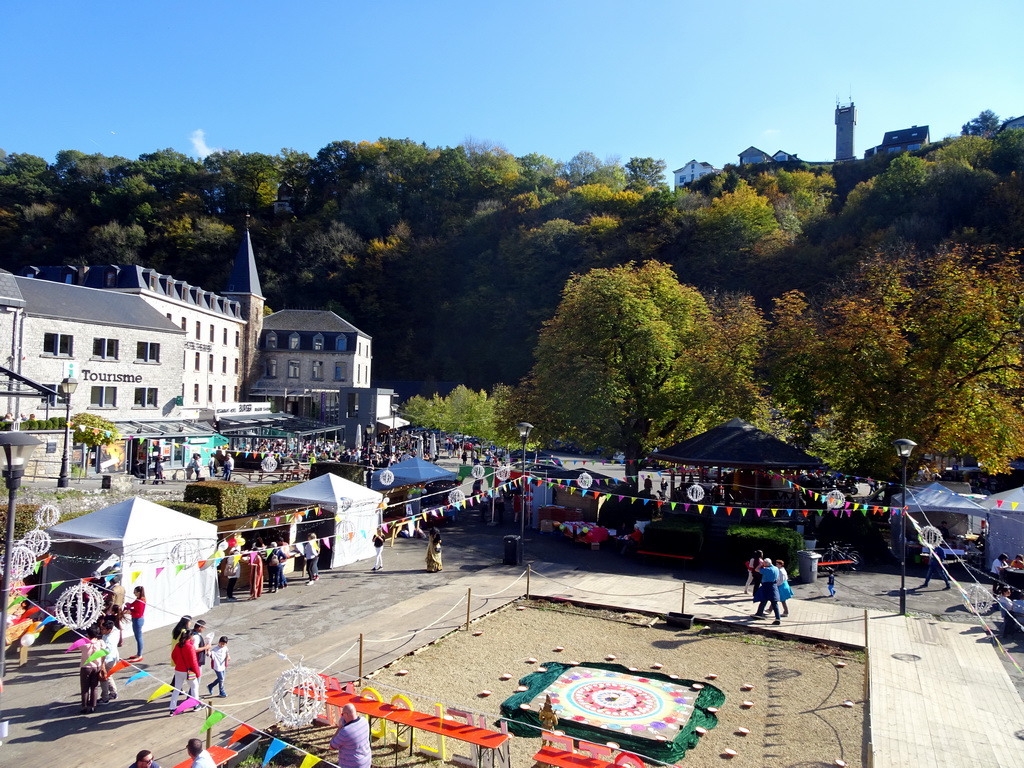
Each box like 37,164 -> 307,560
961,109 -> 1001,138
402,385 -> 498,441
624,157 -> 667,191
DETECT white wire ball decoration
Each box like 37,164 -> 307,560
577,472 -> 593,490
448,489 -> 466,506
22,528 -> 51,557
379,469 -> 395,487
2,544 -> 37,580
964,583 -> 993,614
261,455 -> 278,472
55,582 -> 105,630
471,464 -> 486,480
686,484 -> 706,502
170,540 -> 201,569
35,504 -> 61,528
825,490 -> 847,510
270,665 -> 326,727
495,465 -> 512,482
919,525 -> 943,548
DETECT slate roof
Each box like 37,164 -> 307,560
880,125 -> 929,147
262,309 -> 365,335
224,229 -> 264,298
650,418 -> 822,470
14,276 -> 184,333
0,269 -> 25,308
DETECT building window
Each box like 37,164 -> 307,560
287,360 -> 300,379
234,386 -> 239,400
193,383 -> 200,403
136,341 -> 160,363
43,333 -> 73,357
207,384 -> 213,402
335,336 -> 347,351
266,333 -> 277,349
222,356 -> 227,374
133,387 -> 158,408
180,317 -> 186,331
233,358 -> 239,374
209,324 -> 215,342
313,334 -> 324,351
311,361 -> 323,380
223,328 -> 228,345
105,270 -> 118,288
334,362 -> 346,381
195,321 -> 201,340
266,359 -> 278,378
194,352 -> 201,371
221,385 -> 227,402
235,331 -> 240,347
92,338 -> 119,360
208,354 -> 214,372
90,386 -> 116,408
289,333 -> 300,350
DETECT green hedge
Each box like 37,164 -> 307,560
246,482 -> 301,515
0,503 -> 92,539
183,481 -> 248,519
309,462 -> 365,483
641,519 -> 707,559
726,525 -> 804,575
0,418 -> 67,432
157,500 -> 218,522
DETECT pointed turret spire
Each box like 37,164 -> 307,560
224,227 -> 264,299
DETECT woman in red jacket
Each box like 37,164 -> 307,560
168,630 -> 200,715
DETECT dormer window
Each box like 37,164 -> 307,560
289,333 -> 300,350
335,335 -> 347,351
313,334 -> 324,351
266,332 -> 277,349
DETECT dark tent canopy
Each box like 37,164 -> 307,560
650,418 -> 822,470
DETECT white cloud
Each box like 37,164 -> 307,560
190,129 -> 221,159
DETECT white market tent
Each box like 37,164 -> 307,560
269,473 -> 384,567
892,481 -> 987,536
46,497 -> 219,632
981,487 -> 1024,561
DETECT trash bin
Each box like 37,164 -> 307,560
503,534 -> 522,566
101,475 -> 113,490
798,550 -> 821,584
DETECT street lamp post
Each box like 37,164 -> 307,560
517,422 -> 534,563
0,432 -> 43,741
56,377 -> 78,488
893,438 -> 917,615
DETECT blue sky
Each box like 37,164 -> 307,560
4,1 -> 1022,174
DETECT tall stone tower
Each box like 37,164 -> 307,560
223,224 -> 265,398
835,101 -> 857,162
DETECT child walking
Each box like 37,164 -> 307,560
207,636 -> 230,698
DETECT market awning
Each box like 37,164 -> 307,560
377,416 -> 409,430
114,419 -> 219,439
216,412 -> 346,438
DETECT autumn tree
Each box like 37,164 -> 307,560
767,245 -> 1024,476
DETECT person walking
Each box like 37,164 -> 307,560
123,586 -> 147,661
301,533 -> 320,585
923,549 -> 951,589
98,619 -> 120,704
372,530 -> 385,571
185,738 -> 216,768
223,548 -> 240,600
206,636 -> 230,698
752,559 -> 783,625
744,550 -> 766,594
329,703 -> 372,768
190,620 -> 212,687
775,559 -> 793,617
152,453 -> 165,485
425,529 -> 443,572
186,453 -> 201,481
249,546 -> 265,600
208,454 -> 218,479
222,453 -> 234,481
109,576 -> 126,649
169,631 -> 201,715
79,626 -> 106,714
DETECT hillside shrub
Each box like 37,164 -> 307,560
183,481 -> 248,519
158,501 -> 218,522
246,482 -> 301,515
726,525 -> 804,575
309,462 -> 365,484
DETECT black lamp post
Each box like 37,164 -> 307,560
0,432 -> 42,740
517,422 -> 534,557
893,438 -> 917,615
56,377 -> 78,488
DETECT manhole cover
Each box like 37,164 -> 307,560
891,653 -> 922,662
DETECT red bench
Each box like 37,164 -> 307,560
636,550 -> 694,562
817,560 -> 854,568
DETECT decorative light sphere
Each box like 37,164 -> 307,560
965,583 -> 993,614
686,484 -> 705,502
261,455 -> 279,472
825,490 -> 847,510
577,472 -> 593,490
270,665 -> 326,728
471,465 -> 486,480
35,504 -> 61,528
22,528 -> 51,557
3,544 -> 36,580
379,469 -> 395,487
919,525 -> 943,548
495,465 -> 512,482
54,582 -> 104,630
448,489 -> 466,506
170,540 -> 201,569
